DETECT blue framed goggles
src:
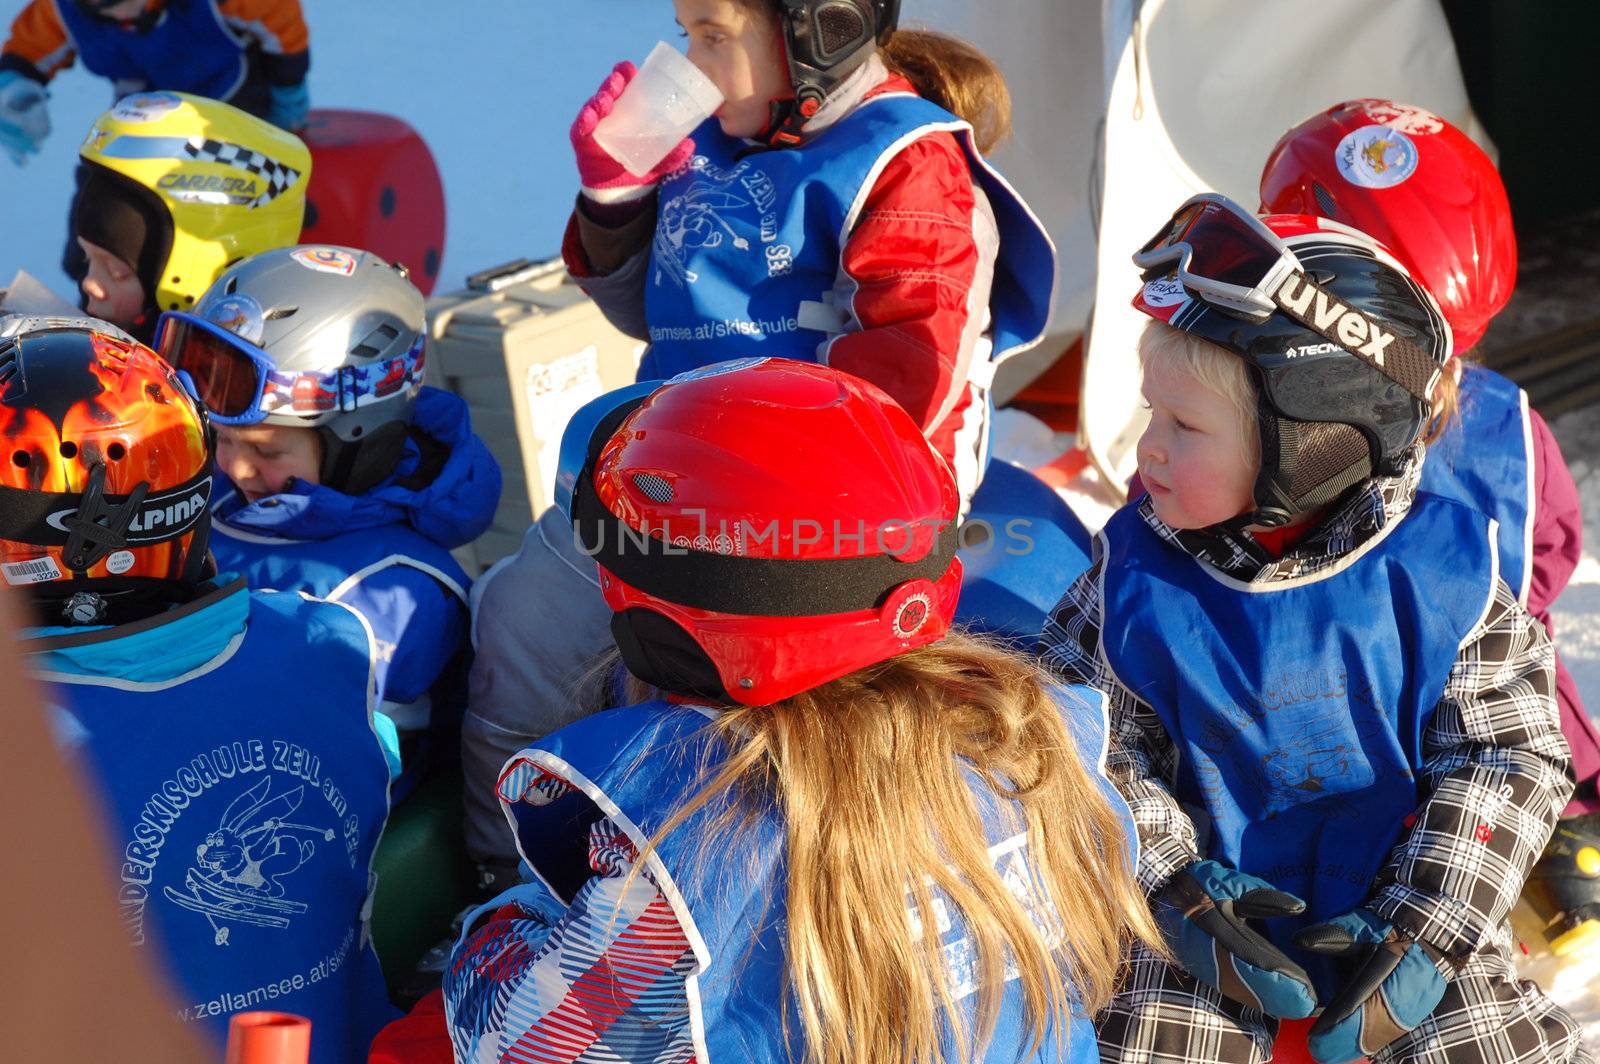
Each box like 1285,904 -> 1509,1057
553,379 -> 662,522
155,309 -> 424,426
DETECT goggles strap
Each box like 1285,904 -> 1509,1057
1268,270 -> 1438,402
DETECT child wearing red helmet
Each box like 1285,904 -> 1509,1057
1041,196 -> 1586,1063
413,359 -> 1156,1064
1261,97 -> 1599,939
463,0 -> 1058,894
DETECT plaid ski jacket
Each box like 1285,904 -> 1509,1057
1037,448 -> 1574,963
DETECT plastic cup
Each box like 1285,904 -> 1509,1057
594,41 -> 723,177
224,1011 -> 312,1064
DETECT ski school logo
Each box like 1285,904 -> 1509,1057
164,778 -> 334,946
290,247 -> 359,277
205,294 -> 266,345
111,92 -> 181,125
1335,125 -> 1419,189
652,155 -> 782,288
45,477 -> 212,545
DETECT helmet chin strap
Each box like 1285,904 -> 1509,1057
761,88 -> 823,148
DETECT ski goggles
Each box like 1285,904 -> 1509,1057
1132,193 -> 1302,319
154,310 -> 425,426
1134,193 -> 1440,409
554,380 -> 663,522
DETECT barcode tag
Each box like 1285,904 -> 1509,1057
2,555 -> 63,586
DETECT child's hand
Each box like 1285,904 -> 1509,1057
570,62 -> 695,198
1155,860 -> 1319,1019
1294,908 -> 1450,1063
0,70 -> 50,167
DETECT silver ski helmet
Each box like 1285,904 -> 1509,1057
155,245 -> 426,494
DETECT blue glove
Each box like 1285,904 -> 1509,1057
1155,859 -> 1318,1018
1294,908 -> 1449,1063
266,80 -> 309,131
0,69 -> 50,165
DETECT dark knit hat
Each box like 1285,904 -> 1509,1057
72,162 -> 174,308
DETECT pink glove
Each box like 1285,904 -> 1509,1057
571,61 -> 696,196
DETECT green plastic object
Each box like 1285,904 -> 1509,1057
369,770 -> 478,993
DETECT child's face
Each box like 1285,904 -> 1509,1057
674,0 -> 791,139
77,238 -> 145,327
1136,359 -> 1258,530
215,424 -> 322,503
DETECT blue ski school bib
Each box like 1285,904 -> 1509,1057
57,0 -> 247,101
641,92 -> 1054,381
1097,494 -> 1497,995
42,590 -> 394,1062
1421,363 -> 1533,604
496,687 -> 1126,1064
208,516 -> 470,726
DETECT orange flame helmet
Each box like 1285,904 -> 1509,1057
0,326 -> 213,623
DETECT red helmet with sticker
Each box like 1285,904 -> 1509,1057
0,325 -> 213,624
1259,99 -> 1516,354
560,358 -> 961,706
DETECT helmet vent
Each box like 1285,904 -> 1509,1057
817,2 -> 867,56
0,343 -> 18,390
1312,181 -> 1339,219
631,472 -> 675,503
264,305 -> 298,321
223,276 -> 238,295
351,324 -> 401,359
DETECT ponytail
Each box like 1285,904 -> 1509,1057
881,30 -> 1013,155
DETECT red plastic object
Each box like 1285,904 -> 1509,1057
1275,1018 -> 1368,1064
1260,99 -> 1515,354
225,1011 -> 311,1064
368,990 -> 454,1064
1009,336 -> 1083,433
300,109 -> 447,295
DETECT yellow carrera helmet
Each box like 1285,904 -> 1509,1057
77,91 -> 311,315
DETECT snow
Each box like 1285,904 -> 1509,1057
1548,405 -> 1600,702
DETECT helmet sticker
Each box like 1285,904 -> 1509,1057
1141,274 -> 1189,309
290,247 -> 359,277
667,357 -> 770,384
1361,101 -> 1444,137
111,92 -> 182,125
1335,126 -> 1419,190
105,550 -> 135,576
204,294 -> 266,346
892,592 -> 932,639
1,555 -> 63,587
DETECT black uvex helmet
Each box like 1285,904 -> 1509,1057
1132,198 -> 1451,527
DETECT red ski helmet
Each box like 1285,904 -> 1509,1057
1259,99 -> 1516,354
557,358 -> 961,706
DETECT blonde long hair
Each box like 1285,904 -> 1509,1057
636,633 -> 1160,1064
